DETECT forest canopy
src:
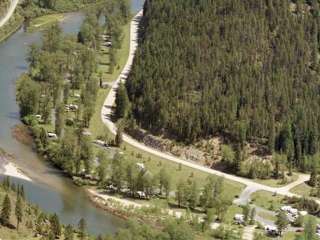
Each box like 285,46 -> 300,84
126,0 -> 320,161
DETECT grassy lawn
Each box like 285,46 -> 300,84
291,182 -> 313,198
253,173 -> 298,188
96,22 -> 131,82
28,13 -> 64,32
283,231 -> 301,240
251,191 -> 284,210
224,205 -> 243,224
257,211 -> 276,222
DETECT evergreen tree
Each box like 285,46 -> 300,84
309,162 -> 318,187
50,213 -> 61,238
78,218 -> 87,240
275,212 -> 289,236
15,195 -> 23,230
64,224 -> 74,240
115,127 -> 123,147
1,194 -> 11,226
115,82 -> 131,119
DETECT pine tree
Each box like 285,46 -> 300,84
115,82 -> 131,119
15,195 -> 23,230
115,127 -> 123,147
78,218 -> 87,240
1,194 -> 11,226
64,224 -> 74,240
50,213 -> 61,238
309,164 -> 318,187
276,211 -> 289,236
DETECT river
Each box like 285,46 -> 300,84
0,0 -> 144,236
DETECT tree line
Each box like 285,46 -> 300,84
16,0 -> 130,177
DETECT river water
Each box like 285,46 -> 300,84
0,0 -> 144,235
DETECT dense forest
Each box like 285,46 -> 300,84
124,0 -> 320,170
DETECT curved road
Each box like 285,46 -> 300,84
101,10 -> 311,205
0,0 -> 19,28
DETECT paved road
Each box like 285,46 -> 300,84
101,9 -> 311,205
0,0 -> 19,28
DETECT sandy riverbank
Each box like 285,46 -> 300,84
0,152 -> 32,182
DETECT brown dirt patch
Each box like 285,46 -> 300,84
11,124 -> 33,146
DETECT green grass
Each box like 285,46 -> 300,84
224,205 -> 243,224
282,231 -> 301,240
28,13 -> 64,32
251,191 -> 284,210
253,173 -> 298,188
96,22 -> 131,82
257,211 -> 276,222
291,182 -> 313,198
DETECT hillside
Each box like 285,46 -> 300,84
125,0 -> 320,168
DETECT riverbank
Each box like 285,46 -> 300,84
0,150 -> 31,182
0,11 -> 23,43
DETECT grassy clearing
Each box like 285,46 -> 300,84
251,191 -> 284,210
96,22 -> 131,82
282,231 -> 302,240
291,182 -> 312,198
257,211 -> 276,222
253,173 -> 298,188
224,205 -> 243,224
28,13 -> 64,32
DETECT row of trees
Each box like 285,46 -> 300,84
118,0 -> 320,173
0,177 -> 90,240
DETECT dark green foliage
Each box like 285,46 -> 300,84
127,0 -> 320,160
78,218 -> 87,240
115,82 -> 131,119
1,194 -> 11,226
15,195 -> 23,230
50,213 -> 61,238
16,74 -> 41,118
64,224 -> 74,240
276,211 -> 289,236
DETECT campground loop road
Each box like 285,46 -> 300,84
101,10 -> 313,205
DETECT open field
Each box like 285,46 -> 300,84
251,191 -> 284,210
28,13 -> 64,32
290,182 -> 313,198
253,173 -> 298,188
